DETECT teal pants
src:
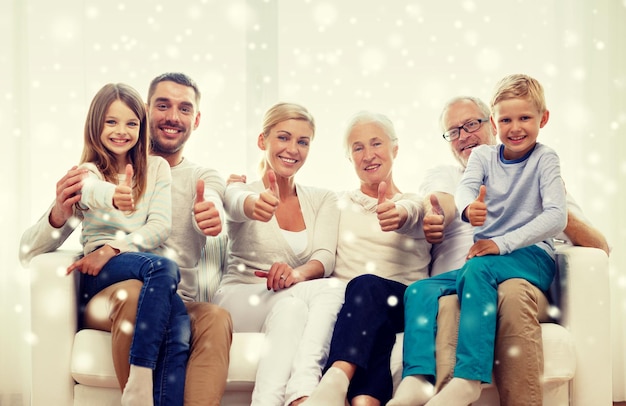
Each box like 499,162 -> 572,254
402,245 -> 555,383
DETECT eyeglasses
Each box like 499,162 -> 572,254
442,118 -> 489,142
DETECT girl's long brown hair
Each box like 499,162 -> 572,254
79,83 -> 148,205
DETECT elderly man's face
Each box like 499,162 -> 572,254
442,99 -> 496,168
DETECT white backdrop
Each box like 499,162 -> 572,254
2,1 -> 624,404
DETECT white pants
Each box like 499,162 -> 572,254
213,278 -> 346,406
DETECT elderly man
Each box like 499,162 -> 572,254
390,95 -> 608,406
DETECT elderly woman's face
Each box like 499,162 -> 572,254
347,122 -> 397,187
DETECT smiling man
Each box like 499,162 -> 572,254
389,94 -> 608,406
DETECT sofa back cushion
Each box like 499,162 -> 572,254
197,233 -> 229,302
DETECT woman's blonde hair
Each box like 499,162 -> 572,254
258,102 -> 315,172
491,73 -> 546,113
79,83 -> 148,204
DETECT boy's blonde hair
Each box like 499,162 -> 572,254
490,74 -> 546,113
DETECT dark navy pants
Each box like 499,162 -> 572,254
324,274 -> 407,404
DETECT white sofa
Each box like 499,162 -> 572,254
29,235 -> 612,406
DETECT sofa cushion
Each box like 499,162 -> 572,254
71,330 -> 118,388
71,322 -> 575,390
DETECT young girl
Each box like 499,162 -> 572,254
66,83 -> 189,406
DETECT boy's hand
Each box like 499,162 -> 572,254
66,245 -> 118,276
465,185 -> 487,226
376,181 -> 406,231
466,239 -> 500,259
194,180 -> 222,236
423,194 -> 445,243
113,164 -> 134,211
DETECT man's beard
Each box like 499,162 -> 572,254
150,137 -> 184,155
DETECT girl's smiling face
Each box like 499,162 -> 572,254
100,99 -> 140,170
491,97 -> 549,160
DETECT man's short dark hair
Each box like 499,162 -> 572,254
147,72 -> 201,105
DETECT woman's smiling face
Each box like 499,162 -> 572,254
259,118 -> 313,178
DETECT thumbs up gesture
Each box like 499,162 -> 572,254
423,194 -> 446,243
465,185 -> 487,226
249,170 -> 280,222
194,180 -> 222,236
376,181 -> 406,232
113,164 -> 134,211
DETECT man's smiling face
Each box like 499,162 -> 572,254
442,99 -> 496,168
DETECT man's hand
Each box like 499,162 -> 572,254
226,174 -> 247,185
465,185 -> 487,226
423,194 -> 445,243
194,180 -> 222,236
466,239 -> 499,259
113,164 -> 134,211
50,166 -> 87,228
248,170 -> 280,222
376,181 -> 406,231
66,245 -> 118,276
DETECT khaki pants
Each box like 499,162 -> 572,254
84,280 -> 233,406
434,278 -> 549,406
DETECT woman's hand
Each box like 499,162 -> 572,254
66,245 -> 119,276
255,262 -> 301,291
245,170 -> 279,222
376,181 -> 407,231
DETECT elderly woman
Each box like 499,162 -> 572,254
303,111 -> 431,406
212,102 -> 345,406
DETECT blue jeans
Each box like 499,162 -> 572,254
403,245 -> 555,384
81,252 -> 190,406
324,274 -> 407,404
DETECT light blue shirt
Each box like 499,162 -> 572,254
455,143 -> 567,258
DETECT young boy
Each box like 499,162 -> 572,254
389,74 -> 567,406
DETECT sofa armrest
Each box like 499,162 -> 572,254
30,250 -> 81,406
556,245 -> 612,405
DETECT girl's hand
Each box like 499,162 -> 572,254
113,164 -> 134,211
255,262 -> 299,291
67,245 -> 119,276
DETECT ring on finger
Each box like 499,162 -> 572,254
280,275 -> 286,280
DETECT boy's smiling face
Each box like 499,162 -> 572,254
491,97 -> 550,160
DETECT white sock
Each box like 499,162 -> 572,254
301,367 -> 349,406
425,377 -> 481,406
388,375 -> 434,406
121,365 -> 154,406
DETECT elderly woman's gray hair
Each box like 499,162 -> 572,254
343,111 -> 398,157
